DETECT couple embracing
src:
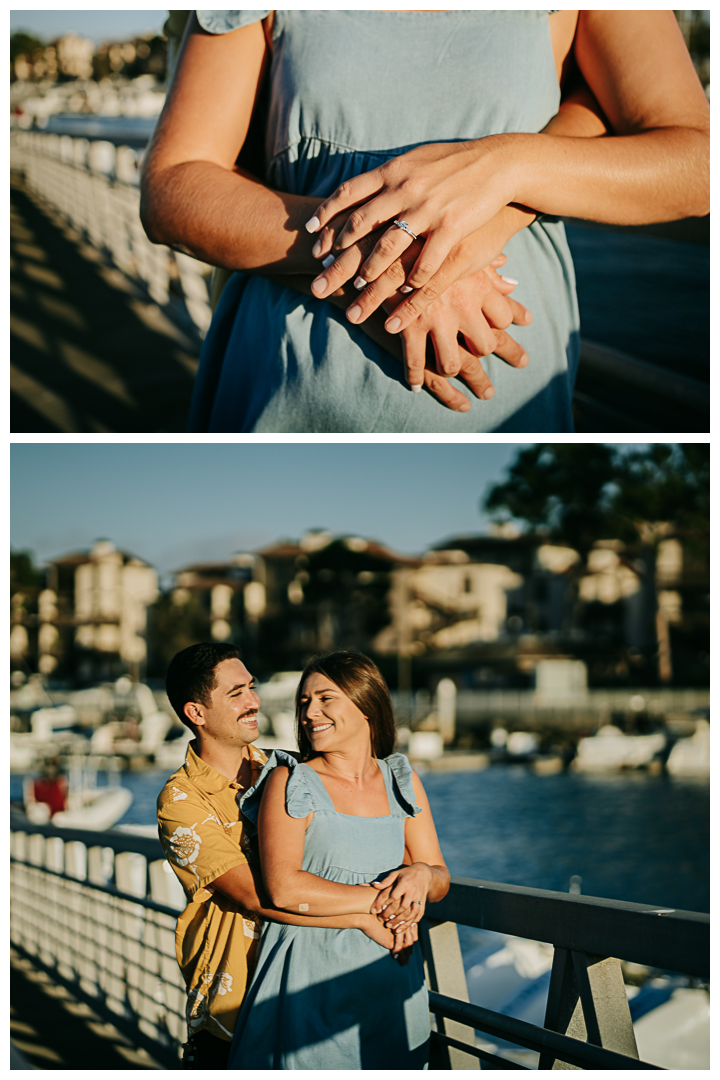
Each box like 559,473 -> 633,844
158,642 -> 449,1069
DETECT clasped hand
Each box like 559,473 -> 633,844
308,136 -> 517,292
310,211 -> 531,409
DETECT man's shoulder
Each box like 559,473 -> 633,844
157,766 -> 200,813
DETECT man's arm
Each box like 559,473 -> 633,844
211,860 -> 401,951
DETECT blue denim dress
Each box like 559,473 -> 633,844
228,751 -> 430,1070
189,10 -> 579,432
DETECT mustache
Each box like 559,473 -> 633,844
239,709 -> 258,721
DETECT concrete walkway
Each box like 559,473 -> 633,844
10,948 -> 165,1070
10,173 -> 198,433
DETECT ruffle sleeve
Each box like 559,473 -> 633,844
196,10 -> 270,35
384,753 -> 422,817
238,750 -> 314,837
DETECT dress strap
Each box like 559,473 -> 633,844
382,753 -> 423,817
239,750 -> 316,838
196,11 -> 270,35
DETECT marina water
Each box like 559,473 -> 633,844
13,764 -> 706,913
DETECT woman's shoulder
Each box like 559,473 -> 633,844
240,750 -> 316,827
382,752 -> 423,817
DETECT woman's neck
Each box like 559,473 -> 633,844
317,748 -> 377,783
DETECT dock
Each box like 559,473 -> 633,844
10,172 -> 197,433
11,947 -> 161,1069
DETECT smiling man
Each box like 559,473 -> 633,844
159,643 -> 268,1068
158,643 -> 394,1070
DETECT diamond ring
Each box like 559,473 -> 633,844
393,219 -> 420,241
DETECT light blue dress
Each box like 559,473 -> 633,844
228,750 -> 430,1070
190,10 -> 579,433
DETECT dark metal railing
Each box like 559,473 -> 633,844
11,816 -> 709,1071
423,878 -> 709,1070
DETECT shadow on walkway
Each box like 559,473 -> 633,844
10,948 -> 164,1069
10,173 -> 198,433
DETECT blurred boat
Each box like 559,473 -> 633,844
665,719 -> 709,777
22,756 -> 132,831
573,725 -> 666,772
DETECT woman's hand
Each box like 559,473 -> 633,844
311,204 -> 536,340
355,914 -> 417,965
370,864 -> 434,929
306,136 -> 519,292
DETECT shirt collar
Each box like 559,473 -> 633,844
183,739 -> 266,793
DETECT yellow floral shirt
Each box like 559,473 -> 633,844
157,740 -> 267,1041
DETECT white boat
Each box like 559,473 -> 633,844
49,785 -> 133,831
665,720 -> 709,777
23,757 -> 132,831
573,725 -> 666,772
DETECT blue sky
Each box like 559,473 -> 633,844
11,443 -> 531,580
10,10 -> 169,45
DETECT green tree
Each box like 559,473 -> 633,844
11,32 -> 44,64
146,590 -> 211,678
483,444 -> 709,683
11,548 -> 43,590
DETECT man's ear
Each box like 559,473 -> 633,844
184,701 -> 204,729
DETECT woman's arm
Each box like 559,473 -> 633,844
140,14 -> 318,274
258,766 -> 386,916
368,770 -> 450,930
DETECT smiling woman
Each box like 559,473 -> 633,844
227,649 -> 450,1070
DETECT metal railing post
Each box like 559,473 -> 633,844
539,949 -> 639,1069
420,918 -> 479,1069
572,952 -> 639,1060
539,947 -> 586,1070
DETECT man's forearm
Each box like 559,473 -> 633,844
500,126 -> 709,225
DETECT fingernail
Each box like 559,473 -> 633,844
501,276 -> 519,285
386,317 -> 401,333
459,401 -> 471,412
381,904 -> 388,911
312,276 -> 328,296
399,285 -> 413,294
483,387 -> 495,400
353,276 -> 367,290
411,384 -> 422,393
305,216 -> 321,233
518,352 -> 529,367
346,304 -> 362,322
321,253 -> 335,269
312,239 -> 323,258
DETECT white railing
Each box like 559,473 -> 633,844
10,818 -> 187,1067
10,129 -> 214,339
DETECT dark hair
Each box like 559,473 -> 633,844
165,642 -> 242,729
295,650 -> 396,761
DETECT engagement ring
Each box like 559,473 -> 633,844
393,219 -> 420,241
